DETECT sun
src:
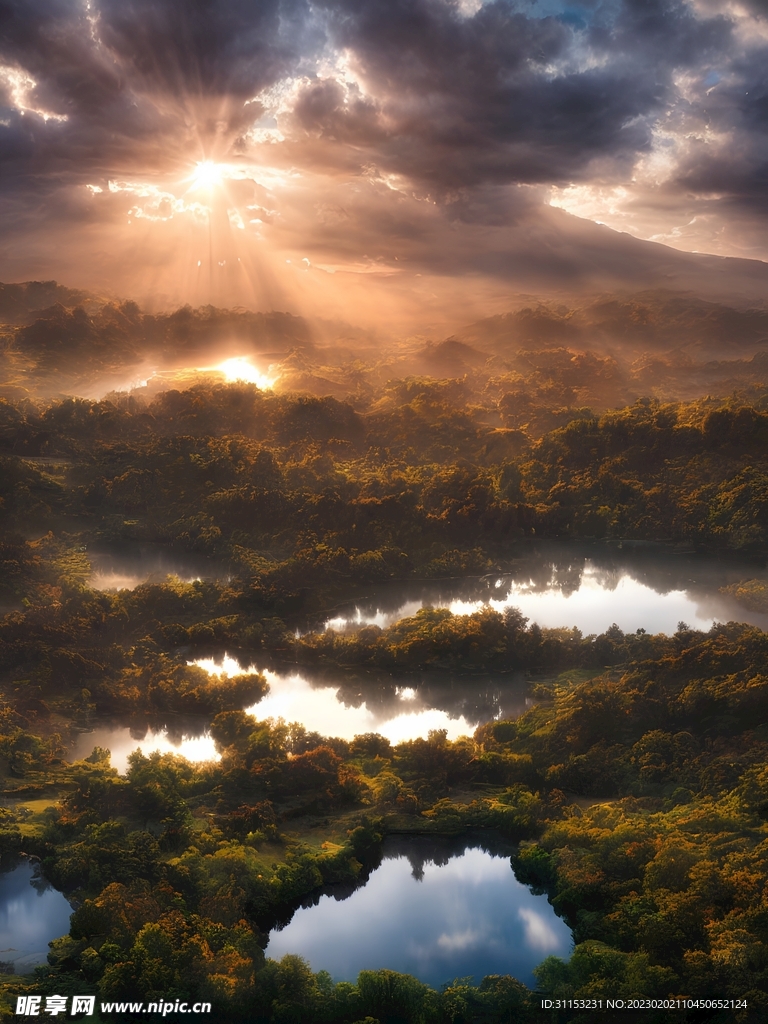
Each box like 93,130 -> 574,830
189,160 -> 224,190
213,356 -> 277,389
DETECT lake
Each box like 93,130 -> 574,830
266,838 -> 571,989
0,859 -> 73,974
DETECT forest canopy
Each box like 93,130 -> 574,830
3,333 -> 768,1022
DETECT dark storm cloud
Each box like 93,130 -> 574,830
0,0 -> 737,186
296,0 -> 734,190
0,0 -> 317,186
659,23 -> 768,221
0,0 -> 313,102
0,2 -> 159,188
95,0 -> 314,99
1,0 -> 768,293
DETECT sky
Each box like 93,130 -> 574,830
2,0 -> 768,328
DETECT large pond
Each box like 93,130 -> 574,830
0,859 -> 72,974
267,838 -> 571,989
69,655 -> 530,772
323,542 -> 768,637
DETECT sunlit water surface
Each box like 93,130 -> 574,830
70,654 -> 501,772
267,845 -> 571,988
70,544 -> 768,772
69,726 -> 220,774
253,671 -> 473,743
326,562 -> 768,636
0,860 -> 73,974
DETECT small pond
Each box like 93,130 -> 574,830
87,541 -> 227,591
69,724 -> 220,774
266,839 -> 571,989
0,859 -> 73,974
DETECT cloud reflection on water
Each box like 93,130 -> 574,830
0,861 -> 73,974
267,847 -> 571,988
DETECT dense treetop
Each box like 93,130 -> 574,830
3,373 -> 768,1021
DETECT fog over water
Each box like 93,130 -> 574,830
328,563 -> 768,637
322,542 -> 768,636
69,542 -> 768,773
87,543 -> 227,591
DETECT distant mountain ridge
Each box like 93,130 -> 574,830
455,291 -> 768,361
6,279 -> 768,387
0,280 -> 97,323
478,204 -> 768,305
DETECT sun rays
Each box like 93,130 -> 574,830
188,159 -> 225,191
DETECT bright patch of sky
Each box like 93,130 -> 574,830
0,64 -> 67,122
